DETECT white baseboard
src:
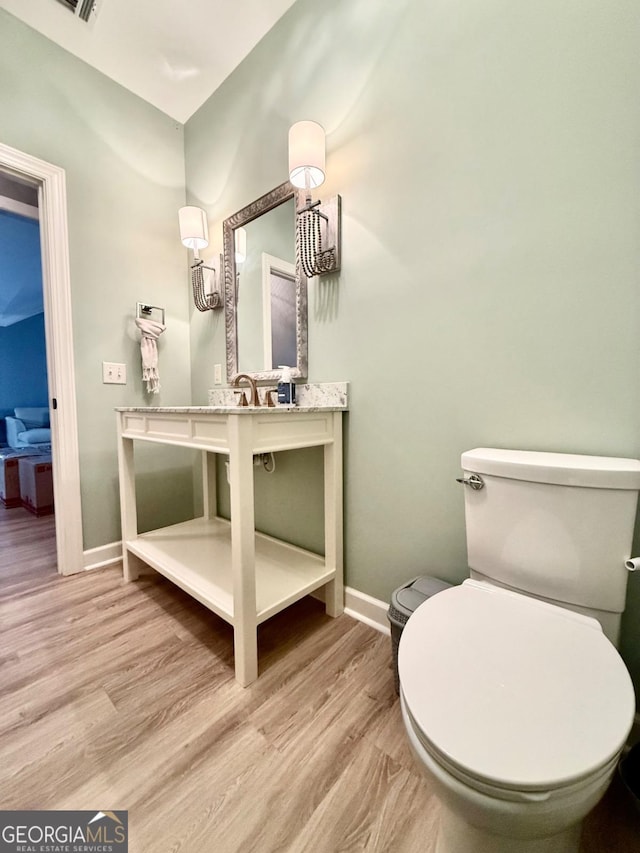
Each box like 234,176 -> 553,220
344,586 -> 390,636
310,585 -> 390,635
83,540 -> 122,571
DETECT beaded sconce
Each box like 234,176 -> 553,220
288,121 -> 341,278
178,205 -> 223,312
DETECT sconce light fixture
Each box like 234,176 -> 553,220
288,120 -> 341,278
178,205 -> 223,311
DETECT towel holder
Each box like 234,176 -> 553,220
136,302 -> 165,325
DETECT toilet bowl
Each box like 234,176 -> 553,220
398,580 -> 635,853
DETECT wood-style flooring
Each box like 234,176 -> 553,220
0,503 -> 638,852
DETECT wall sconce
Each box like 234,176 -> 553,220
178,205 -> 223,311
288,120 -> 341,278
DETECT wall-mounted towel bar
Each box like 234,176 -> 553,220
136,302 -> 165,325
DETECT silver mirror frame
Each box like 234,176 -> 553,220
223,181 -> 308,383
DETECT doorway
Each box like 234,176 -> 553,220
0,141 -> 83,575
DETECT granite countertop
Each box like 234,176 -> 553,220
115,405 -> 346,414
117,382 -> 349,415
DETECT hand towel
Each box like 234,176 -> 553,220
135,317 -> 166,394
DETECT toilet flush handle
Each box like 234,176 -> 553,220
456,473 -> 484,490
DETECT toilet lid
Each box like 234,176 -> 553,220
398,580 -> 635,791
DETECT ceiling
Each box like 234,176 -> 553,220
0,0 -> 298,122
0,0 -> 299,326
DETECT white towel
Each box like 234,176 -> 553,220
135,317 -> 166,394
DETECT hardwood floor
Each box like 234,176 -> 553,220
0,502 -> 638,851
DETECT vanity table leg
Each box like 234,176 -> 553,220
116,424 -> 139,582
228,416 -> 258,686
202,451 -> 217,520
324,413 -> 344,617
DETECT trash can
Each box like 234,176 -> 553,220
619,743 -> 640,814
388,575 -> 453,694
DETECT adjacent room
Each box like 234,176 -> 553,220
0,192 -> 55,556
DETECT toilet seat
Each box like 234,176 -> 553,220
402,697 -> 620,804
398,580 -> 635,794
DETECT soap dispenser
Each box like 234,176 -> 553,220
277,365 -> 296,405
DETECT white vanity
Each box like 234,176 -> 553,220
116,403 -> 345,686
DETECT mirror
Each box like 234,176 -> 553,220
223,181 -> 308,383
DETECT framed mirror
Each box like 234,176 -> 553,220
223,181 -> 308,383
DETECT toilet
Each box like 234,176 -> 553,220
398,448 -> 640,853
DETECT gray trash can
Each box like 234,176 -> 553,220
388,575 -> 453,694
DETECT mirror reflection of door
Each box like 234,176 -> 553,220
262,254 -> 296,371
234,196 -> 295,375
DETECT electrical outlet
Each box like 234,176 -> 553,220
214,363 -> 222,385
102,362 -> 127,384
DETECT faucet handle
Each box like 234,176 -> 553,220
234,389 -> 249,407
263,389 -> 278,408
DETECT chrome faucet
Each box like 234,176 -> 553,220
232,373 -> 260,407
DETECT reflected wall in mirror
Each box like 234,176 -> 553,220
223,182 -> 308,382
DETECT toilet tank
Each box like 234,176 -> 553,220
460,448 -> 640,619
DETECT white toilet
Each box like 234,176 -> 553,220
398,448 -> 640,853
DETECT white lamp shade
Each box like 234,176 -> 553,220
288,120 -> 325,189
235,227 -> 247,264
178,205 -> 209,250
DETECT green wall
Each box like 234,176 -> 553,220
185,0 -> 640,694
0,11 -> 195,548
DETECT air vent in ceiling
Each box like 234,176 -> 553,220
54,0 -> 100,23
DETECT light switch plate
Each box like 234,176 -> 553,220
214,363 -> 222,385
103,362 -> 127,384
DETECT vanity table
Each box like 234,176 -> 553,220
116,404 -> 344,686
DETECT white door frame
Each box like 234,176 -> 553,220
261,252 -> 295,371
0,141 -> 83,575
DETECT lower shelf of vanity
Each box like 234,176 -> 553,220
125,516 -> 333,625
